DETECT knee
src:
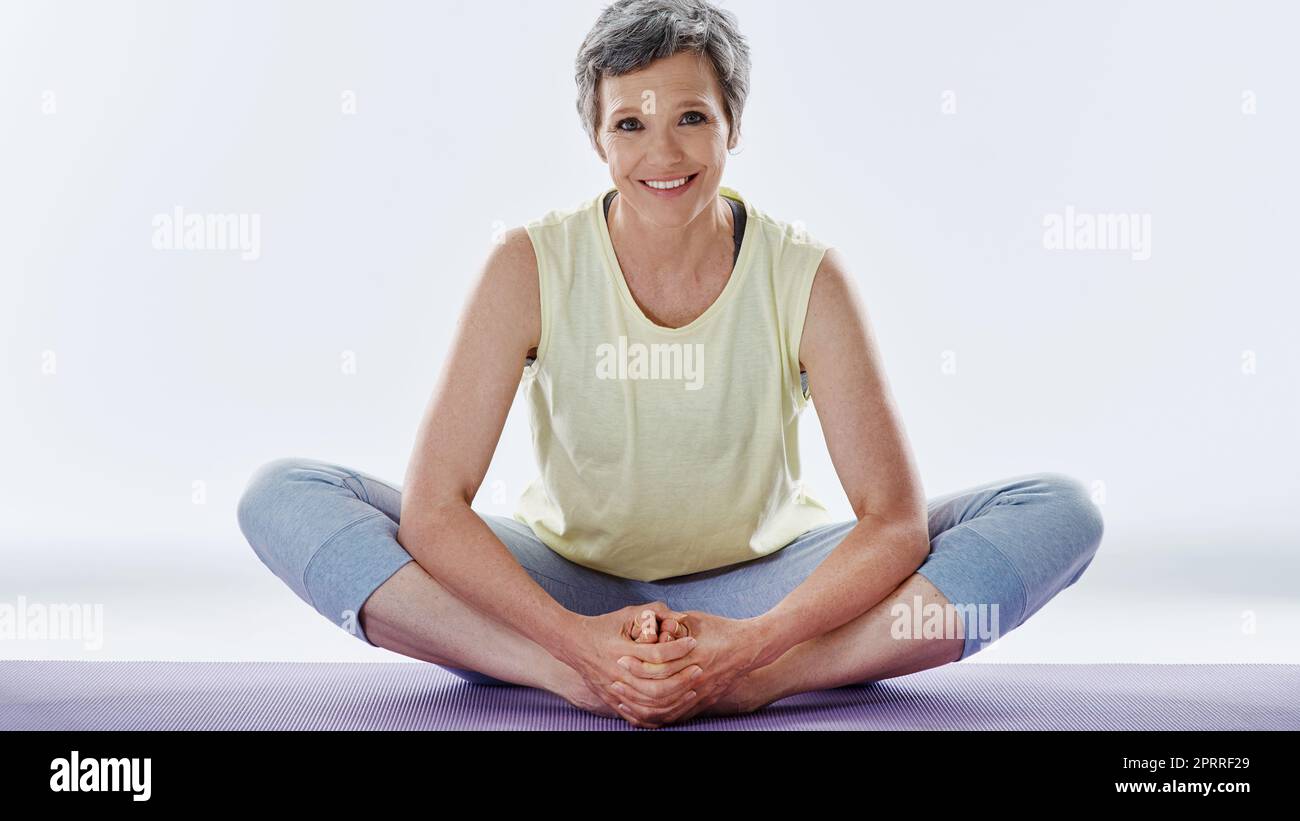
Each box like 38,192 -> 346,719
1032,471 -> 1105,561
236,457 -> 310,550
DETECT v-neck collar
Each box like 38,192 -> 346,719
595,185 -> 756,334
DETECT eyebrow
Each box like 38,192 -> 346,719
608,98 -> 715,117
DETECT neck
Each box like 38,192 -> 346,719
608,190 -> 733,278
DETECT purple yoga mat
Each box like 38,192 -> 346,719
2,661 -> 1296,730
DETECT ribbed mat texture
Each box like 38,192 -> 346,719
3,661 -> 1296,730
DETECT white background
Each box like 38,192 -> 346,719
2,0 -> 1296,663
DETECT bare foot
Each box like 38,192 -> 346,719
554,664 -> 620,718
631,608 -> 689,643
550,608 -> 685,719
552,609 -> 773,723
698,666 -> 775,717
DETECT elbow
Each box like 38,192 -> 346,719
395,496 -> 468,561
874,512 -> 930,571
399,487 -> 471,530
905,525 -> 932,570
850,505 -> 931,571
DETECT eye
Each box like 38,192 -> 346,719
613,111 -> 709,132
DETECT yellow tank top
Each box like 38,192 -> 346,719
513,184 -> 833,582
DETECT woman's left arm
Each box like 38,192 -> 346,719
748,247 -> 932,668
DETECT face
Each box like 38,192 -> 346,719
595,50 -> 736,225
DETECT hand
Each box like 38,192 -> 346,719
617,610 -> 767,727
555,602 -> 701,729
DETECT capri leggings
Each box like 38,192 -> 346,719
236,458 -> 1104,685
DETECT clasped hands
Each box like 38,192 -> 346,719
559,601 -> 768,729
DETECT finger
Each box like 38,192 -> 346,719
615,646 -> 701,691
662,693 -> 705,725
623,636 -> 697,667
616,705 -> 660,729
645,684 -> 704,726
609,688 -> 666,729
610,662 -> 699,706
586,677 -> 657,728
580,683 -> 621,720
615,663 -> 703,709
661,678 -> 727,725
671,697 -> 710,725
615,707 -> 658,729
617,651 -> 697,683
592,682 -> 631,719
617,687 -> 697,727
616,703 -> 661,729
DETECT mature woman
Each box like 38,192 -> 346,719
238,0 -> 1104,729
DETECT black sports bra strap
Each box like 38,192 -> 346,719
603,189 -> 744,268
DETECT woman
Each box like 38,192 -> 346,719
237,0 -> 1104,729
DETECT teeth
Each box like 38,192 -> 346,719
643,175 -> 692,190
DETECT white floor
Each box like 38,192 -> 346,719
3,528 -> 1297,666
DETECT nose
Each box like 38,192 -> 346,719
644,123 -> 687,169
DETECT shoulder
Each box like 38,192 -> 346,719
745,199 -> 838,314
481,225 -> 538,293
509,192 -> 607,277
478,192 -> 595,352
480,192 -> 604,294
482,187 -> 598,285
744,199 -> 845,371
746,202 -> 833,296
524,193 -> 601,242
467,226 -> 541,351
808,246 -> 853,303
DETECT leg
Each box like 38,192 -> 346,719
739,572 -> 965,707
642,471 -> 1104,710
235,457 -> 639,700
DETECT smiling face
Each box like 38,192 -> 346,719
595,50 -> 736,226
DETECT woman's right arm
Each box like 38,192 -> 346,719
395,226 -> 579,661
397,226 -> 702,725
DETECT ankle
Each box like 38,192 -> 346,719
747,663 -> 787,708
549,659 -> 619,717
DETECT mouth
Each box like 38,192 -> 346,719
638,172 -> 699,195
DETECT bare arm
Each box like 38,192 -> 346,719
396,226 -> 581,662
749,247 -> 931,666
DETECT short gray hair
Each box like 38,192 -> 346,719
574,0 -> 752,155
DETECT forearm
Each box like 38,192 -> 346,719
748,514 -> 929,667
396,501 -> 584,661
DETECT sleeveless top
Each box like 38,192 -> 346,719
527,190 -> 808,396
513,184 -> 833,582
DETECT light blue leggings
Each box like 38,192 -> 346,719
237,458 -> 1104,685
